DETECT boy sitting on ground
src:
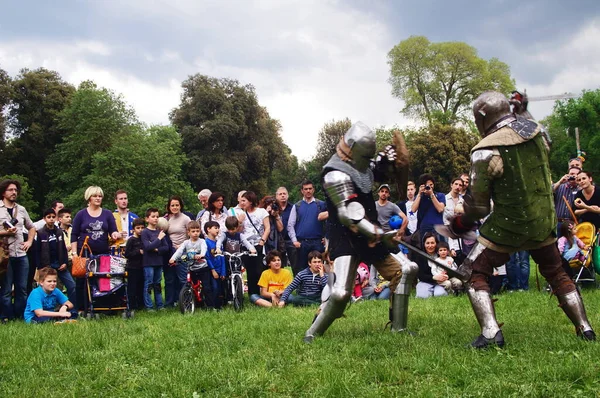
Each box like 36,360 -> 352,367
24,267 -> 75,323
251,250 -> 292,307
278,250 -> 327,307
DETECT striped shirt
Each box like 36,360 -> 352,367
554,182 -> 580,221
280,267 -> 328,302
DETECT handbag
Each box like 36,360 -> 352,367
72,236 -> 92,278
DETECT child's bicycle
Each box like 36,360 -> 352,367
222,252 -> 248,311
177,252 -> 206,315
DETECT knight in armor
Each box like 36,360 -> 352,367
304,121 -> 418,343
441,91 -> 595,348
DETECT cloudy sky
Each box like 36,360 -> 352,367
1,0 -> 599,161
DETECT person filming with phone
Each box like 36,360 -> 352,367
411,173 -> 446,244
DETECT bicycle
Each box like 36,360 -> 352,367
222,252 -> 248,311
177,251 -> 206,315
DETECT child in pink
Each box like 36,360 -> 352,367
353,262 -> 370,301
558,222 -> 587,262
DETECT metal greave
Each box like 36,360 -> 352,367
305,255 -> 358,339
467,287 -> 500,339
557,290 -> 594,333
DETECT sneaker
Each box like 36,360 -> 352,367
470,330 -> 505,349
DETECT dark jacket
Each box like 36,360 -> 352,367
36,225 -> 68,269
124,236 -> 144,269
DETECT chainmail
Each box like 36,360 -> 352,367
324,154 -> 374,194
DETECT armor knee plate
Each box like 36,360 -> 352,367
390,252 -> 418,295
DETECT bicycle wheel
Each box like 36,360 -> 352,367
179,283 -> 195,314
233,275 -> 244,311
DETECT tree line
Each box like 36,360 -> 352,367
0,36 -> 595,218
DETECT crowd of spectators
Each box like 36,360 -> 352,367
0,158 -> 597,323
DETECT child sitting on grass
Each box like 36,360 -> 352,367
24,267 -> 75,323
278,250 -> 327,307
250,250 -> 292,307
352,262 -> 370,302
431,241 -> 463,294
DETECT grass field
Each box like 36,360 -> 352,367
2,275 -> 600,397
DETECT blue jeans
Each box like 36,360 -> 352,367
506,251 -> 530,290
144,266 -> 164,309
1,256 -> 30,319
368,286 -> 391,300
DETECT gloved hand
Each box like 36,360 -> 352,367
370,145 -> 397,170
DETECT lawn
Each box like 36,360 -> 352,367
1,277 -> 600,397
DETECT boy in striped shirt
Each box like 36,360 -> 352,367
279,251 -> 328,307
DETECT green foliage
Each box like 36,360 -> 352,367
406,124 -> 477,192
47,80 -> 140,203
170,75 -> 296,206
46,82 -> 198,216
1,68 -> 75,211
0,66 -> 12,151
388,36 -> 515,126
0,174 -> 38,220
313,118 -> 352,168
545,89 -> 600,179
1,281 -> 600,397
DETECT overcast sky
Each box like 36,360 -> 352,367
1,1 -> 599,161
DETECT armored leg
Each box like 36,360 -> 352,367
386,252 -> 418,332
465,246 -> 508,348
304,255 -> 358,343
557,290 -> 596,340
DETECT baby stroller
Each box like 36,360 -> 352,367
84,251 -> 132,319
570,222 -> 598,285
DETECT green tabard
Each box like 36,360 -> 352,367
476,131 -> 557,249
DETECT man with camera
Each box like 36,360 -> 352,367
0,179 -> 36,322
411,174 -> 446,243
553,166 -> 581,236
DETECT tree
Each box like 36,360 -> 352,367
74,126 -> 198,216
170,75 -> 295,204
388,36 -> 515,126
47,80 -> 140,202
1,68 -> 75,211
544,89 -> 600,179
406,124 -> 477,193
313,118 -> 352,168
0,66 -> 11,151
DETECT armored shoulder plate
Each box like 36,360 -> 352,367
508,116 -> 539,140
323,170 -> 355,207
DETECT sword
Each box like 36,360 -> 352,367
400,240 -> 467,281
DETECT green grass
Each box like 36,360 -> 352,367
2,281 -> 600,397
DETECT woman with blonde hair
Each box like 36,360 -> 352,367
71,186 -> 120,311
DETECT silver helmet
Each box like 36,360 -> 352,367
343,121 -> 376,171
472,91 -> 511,137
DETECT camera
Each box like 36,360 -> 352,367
568,176 -> 576,181
425,185 -> 431,191
270,202 -> 280,212
3,218 -> 17,229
